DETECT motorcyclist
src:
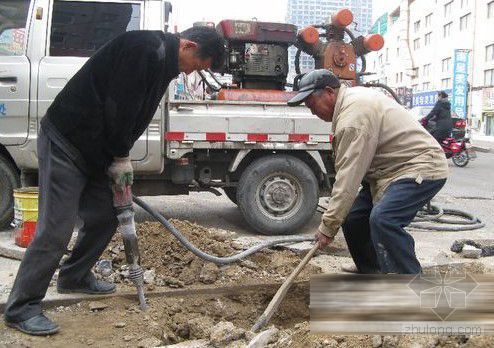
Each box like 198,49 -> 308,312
421,91 -> 453,143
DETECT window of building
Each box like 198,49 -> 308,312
489,1 -> 494,18
50,0 -> 141,57
425,32 -> 432,45
423,82 -> 431,90
397,47 -> 400,56
412,67 -> 419,79
396,72 -> 403,84
461,0 -> 469,8
414,38 -> 421,50
386,48 -> 389,62
379,54 -> 383,65
444,1 -> 453,17
460,13 -> 471,31
414,20 -> 421,32
442,57 -> 452,72
486,44 -> 494,61
441,78 -> 452,89
443,22 -> 452,38
425,13 -> 433,27
485,69 -> 494,86
0,1 -> 30,56
412,84 -> 418,92
423,64 -> 431,77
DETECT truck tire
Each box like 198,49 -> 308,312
237,155 -> 318,235
223,187 -> 238,205
0,154 -> 20,228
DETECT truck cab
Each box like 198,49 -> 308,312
0,0 -> 334,234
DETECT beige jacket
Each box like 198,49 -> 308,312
318,85 -> 449,238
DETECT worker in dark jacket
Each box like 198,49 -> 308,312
422,91 -> 453,143
4,27 -> 225,336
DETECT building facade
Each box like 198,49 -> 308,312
365,0 -> 494,136
286,0 -> 373,74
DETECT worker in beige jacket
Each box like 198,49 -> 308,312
288,70 -> 448,274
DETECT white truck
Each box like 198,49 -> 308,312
0,0 -> 334,234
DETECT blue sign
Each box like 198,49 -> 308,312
412,90 -> 452,108
452,49 -> 470,119
0,103 -> 6,116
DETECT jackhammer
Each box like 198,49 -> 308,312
112,184 -> 147,311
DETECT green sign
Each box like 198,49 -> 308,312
370,13 -> 388,35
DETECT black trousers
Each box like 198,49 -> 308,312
342,179 -> 446,274
4,129 -> 118,323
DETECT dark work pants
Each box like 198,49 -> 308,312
342,179 -> 446,274
431,128 -> 452,144
4,129 -> 118,323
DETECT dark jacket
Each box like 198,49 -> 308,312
41,31 -> 180,175
425,99 -> 453,132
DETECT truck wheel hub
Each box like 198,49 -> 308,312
260,176 -> 298,214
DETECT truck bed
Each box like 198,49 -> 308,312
166,100 -> 333,157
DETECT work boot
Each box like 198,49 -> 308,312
5,314 -> 60,336
57,272 -> 116,295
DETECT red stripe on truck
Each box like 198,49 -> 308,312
247,133 -> 269,142
165,132 -> 185,141
288,134 -> 310,142
206,132 -> 226,141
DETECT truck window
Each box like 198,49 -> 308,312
50,1 -> 141,57
0,1 -> 30,56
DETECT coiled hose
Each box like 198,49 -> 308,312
133,196 -> 315,265
317,202 -> 485,232
408,203 -> 485,231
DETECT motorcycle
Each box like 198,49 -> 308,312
420,118 -> 476,167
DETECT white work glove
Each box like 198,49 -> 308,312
107,156 -> 133,190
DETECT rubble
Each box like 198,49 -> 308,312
160,339 -> 210,348
246,327 -> 279,348
102,220 -> 322,288
188,317 -> 215,339
210,321 -> 245,347
144,269 -> 156,284
88,301 -> 108,311
372,335 -> 382,347
138,337 -> 162,348
199,263 -> 220,284
461,245 -> 482,259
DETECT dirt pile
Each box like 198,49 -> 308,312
3,283 -> 494,347
102,220 -> 322,289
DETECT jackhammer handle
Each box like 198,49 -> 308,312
251,243 -> 319,332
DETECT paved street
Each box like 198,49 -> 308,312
134,152 -> 494,235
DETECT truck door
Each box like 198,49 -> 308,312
37,0 -> 147,160
0,1 -> 31,145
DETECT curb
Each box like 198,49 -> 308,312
0,233 -> 25,261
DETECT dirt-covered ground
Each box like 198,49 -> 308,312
1,220 -> 494,347
102,220 -> 322,288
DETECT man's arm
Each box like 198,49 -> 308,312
319,127 -> 378,238
104,46 -> 160,157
